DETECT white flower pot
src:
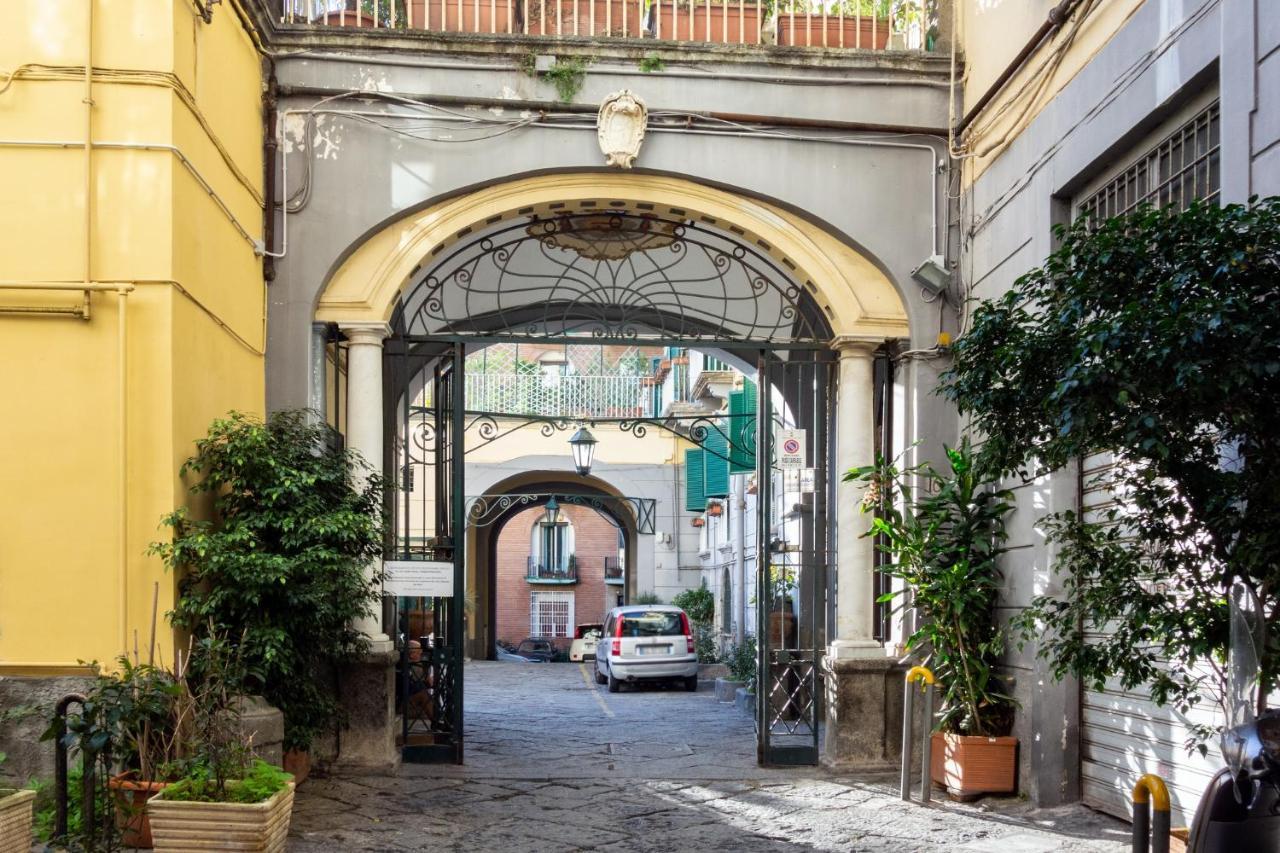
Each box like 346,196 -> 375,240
147,781 -> 295,852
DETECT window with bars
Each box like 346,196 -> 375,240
530,591 -> 573,638
1077,102 -> 1220,221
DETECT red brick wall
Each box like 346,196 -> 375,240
494,504 -> 621,652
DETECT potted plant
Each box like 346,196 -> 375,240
716,637 -> 756,703
147,635 -> 295,853
763,563 -> 797,649
0,753 -> 36,853
706,500 -> 723,517
691,516 -> 705,528
76,655 -> 183,848
848,438 -> 1018,799
150,411 -> 385,787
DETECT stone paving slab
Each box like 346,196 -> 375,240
290,661 -> 1130,852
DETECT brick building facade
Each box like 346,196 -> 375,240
494,505 -> 623,652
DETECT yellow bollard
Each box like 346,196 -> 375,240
1131,774 -> 1171,853
900,666 -> 936,804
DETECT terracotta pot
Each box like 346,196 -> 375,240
707,502 -> 723,517
0,789 -> 36,853
929,731 -> 1018,798
109,772 -> 168,848
147,780 -> 295,853
282,748 -> 311,786
691,517 -> 705,527
768,609 -> 796,648
777,15 -> 890,49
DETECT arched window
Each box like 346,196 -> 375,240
531,515 -> 574,577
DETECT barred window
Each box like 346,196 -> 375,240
1078,102 -> 1220,221
530,591 -> 573,638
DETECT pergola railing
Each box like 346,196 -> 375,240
274,0 -> 939,51
466,372 -> 646,419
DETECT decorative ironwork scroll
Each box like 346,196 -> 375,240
395,212 -> 828,344
464,493 -> 656,534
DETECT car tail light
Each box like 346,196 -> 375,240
681,613 -> 695,654
611,639 -> 621,656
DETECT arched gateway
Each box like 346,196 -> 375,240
315,172 -> 910,768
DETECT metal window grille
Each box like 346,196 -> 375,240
1078,103 -> 1220,221
530,591 -> 573,638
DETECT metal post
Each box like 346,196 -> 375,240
1131,774 -> 1170,853
919,683 -> 933,804
900,666 -> 935,802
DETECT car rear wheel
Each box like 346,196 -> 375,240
684,675 -> 699,692
594,665 -> 607,685
607,668 -> 621,693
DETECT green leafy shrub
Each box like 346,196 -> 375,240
674,583 -> 718,663
848,438 -> 1016,737
149,410 -> 385,751
942,198 -> 1280,741
165,760 -> 289,805
633,592 -> 662,605
723,636 -> 757,690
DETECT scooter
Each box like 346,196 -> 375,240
1184,710 -> 1280,851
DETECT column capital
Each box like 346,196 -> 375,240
830,335 -> 883,358
340,321 -> 392,346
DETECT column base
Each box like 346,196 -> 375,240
828,638 -> 889,660
821,654 -> 907,772
335,649 -> 400,774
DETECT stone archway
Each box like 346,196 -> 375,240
318,171 -> 914,770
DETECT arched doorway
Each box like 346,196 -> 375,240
464,472 -> 645,662
316,172 -> 909,768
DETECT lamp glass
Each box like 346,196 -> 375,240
543,496 -> 560,526
568,427 -> 598,476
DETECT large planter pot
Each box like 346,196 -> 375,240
929,732 -> 1018,798
714,677 -> 744,703
657,3 -> 762,44
147,781 -> 295,852
0,789 -> 35,853
109,772 -> 168,848
282,748 -> 311,786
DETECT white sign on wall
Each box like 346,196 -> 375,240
383,561 -> 455,598
777,429 -> 807,469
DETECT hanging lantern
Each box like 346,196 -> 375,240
568,427 -> 598,477
543,496 -> 561,526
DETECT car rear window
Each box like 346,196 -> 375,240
619,611 -> 683,637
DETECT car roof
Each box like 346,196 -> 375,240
607,605 -> 683,615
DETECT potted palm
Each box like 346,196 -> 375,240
146,635 -> 294,853
0,754 -> 36,853
848,438 -> 1018,799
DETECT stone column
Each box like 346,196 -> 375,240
830,337 -> 882,660
823,336 -> 903,772
341,322 -> 393,652
334,321 -> 398,773
308,322 -> 328,423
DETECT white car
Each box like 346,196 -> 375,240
569,623 -> 603,662
594,605 -> 698,693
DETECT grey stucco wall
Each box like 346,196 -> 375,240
961,0 -> 1276,808
265,47 -> 954,415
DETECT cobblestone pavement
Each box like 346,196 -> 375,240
290,661 -> 1130,852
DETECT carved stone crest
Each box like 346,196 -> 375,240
597,90 -> 647,169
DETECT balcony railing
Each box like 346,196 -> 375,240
527,556 -> 578,583
276,1 -> 938,51
604,556 -> 624,584
467,373 -> 645,418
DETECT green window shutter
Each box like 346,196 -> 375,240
703,424 -> 730,499
685,448 -> 706,512
728,380 -> 757,474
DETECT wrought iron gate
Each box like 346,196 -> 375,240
388,341 -> 466,763
755,350 -> 833,766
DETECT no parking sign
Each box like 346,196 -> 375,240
777,429 -> 806,469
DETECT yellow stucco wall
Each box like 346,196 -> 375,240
0,1 -> 264,673
958,0 -> 1145,181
